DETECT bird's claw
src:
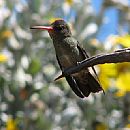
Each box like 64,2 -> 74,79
76,61 -> 81,66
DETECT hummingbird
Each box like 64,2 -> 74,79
30,19 -> 104,98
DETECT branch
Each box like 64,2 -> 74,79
56,48 -> 130,79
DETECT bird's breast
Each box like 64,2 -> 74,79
53,37 -> 84,68
58,54 -> 76,68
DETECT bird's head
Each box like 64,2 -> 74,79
30,19 -> 72,40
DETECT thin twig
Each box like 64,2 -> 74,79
58,48 -> 130,78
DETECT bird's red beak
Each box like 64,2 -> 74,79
30,26 -> 53,31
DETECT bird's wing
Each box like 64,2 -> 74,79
65,76 -> 84,98
77,43 -> 105,94
77,43 -> 89,59
77,43 -> 100,82
55,55 -> 84,98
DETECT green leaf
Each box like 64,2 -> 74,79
27,58 -> 41,76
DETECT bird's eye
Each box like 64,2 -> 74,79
56,26 -> 64,31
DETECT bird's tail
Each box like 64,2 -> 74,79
66,72 -> 103,98
75,73 -> 103,97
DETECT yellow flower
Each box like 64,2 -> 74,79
1,30 -> 12,39
115,90 -> 125,97
96,123 -> 108,130
99,62 -> 130,96
116,62 -> 130,74
99,64 -> 117,77
6,117 -> 18,130
66,0 -> 73,5
99,72 -> 110,90
0,54 -> 8,62
114,63 -> 130,96
99,64 -> 117,90
114,34 -> 130,47
125,123 -> 130,128
116,72 -> 130,95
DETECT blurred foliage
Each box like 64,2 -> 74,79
0,0 -> 130,130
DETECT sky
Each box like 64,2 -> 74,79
91,0 -> 118,42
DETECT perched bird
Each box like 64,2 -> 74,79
31,19 -> 104,98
